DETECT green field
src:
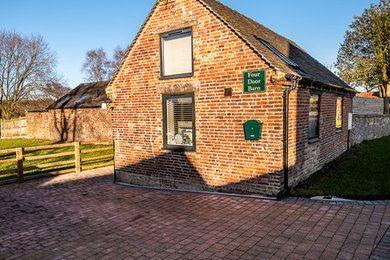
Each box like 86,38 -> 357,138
0,139 -> 113,181
291,136 -> 390,200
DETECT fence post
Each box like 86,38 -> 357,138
75,142 -> 81,173
16,147 -> 24,183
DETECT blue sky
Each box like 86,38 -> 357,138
1,0 -> 378,88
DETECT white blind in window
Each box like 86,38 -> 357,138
166,97 -> 193,146
162,32 -> 192,76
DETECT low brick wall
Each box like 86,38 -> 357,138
351,114 -> 390,145
353,97 -> 384,115
26,111 -> 51,140
26,108 -> 112,142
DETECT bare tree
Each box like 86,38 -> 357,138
81,48 -> 111,82
82,46 -> 128,82
30,74 -> 71,100
0,30 -> 56,120
108,45 -> 128,78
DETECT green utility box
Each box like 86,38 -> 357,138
243,120 -> 262,140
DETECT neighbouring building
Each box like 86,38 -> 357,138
107,0 -> 356,197
27,81 -> 112,142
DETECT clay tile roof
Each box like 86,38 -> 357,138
47,81 -> 111,109
356,92 -> 380,98
198,0 -> 353,91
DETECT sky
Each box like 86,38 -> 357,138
0,0 -> 379,88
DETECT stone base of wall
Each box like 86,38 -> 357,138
351,114 -> 390,145
115,170 -> 283,197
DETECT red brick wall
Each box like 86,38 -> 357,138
109,0 -> 286,196
26,108 -> 112,142
287,86 -> 354,186
108,0 -> 353,196
26,111 -> 51,140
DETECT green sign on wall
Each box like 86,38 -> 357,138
243,70 -> 266,93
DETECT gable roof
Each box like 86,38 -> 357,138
47,81 -> 110,109
108,0 -> 354,92
198,0 -> 353,91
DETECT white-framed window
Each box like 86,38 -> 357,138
160,28 -> 193,79
162,93 -> 195,151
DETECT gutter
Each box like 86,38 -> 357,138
278,74 -> 301,200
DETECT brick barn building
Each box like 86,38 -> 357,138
107,0 -> 356,197
27,81 -> 112,142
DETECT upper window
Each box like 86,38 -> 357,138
162,93 -> 195,151
160,29 -> 193,79
336,97 -> 343,129
309,93 -> 320,141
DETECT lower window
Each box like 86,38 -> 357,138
162,93 -> 195,151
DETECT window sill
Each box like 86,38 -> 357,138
308,137 -> 320,144
160,72 -> 194,80
163,146 -> 196,152
336,128 -> 342,133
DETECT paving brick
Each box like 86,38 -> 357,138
0,167 -> 389,259
370,225 -> 390,260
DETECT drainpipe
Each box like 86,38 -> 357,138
278,75 -> 301,200
113,138 -> 117,183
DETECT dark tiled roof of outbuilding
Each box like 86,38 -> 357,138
198,0 -> 353,91
47,81 -> 111,109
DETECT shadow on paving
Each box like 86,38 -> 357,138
0,168 -> 389,260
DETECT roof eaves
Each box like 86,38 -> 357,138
324,82 -> 357,93
46,106 -> 103,110
295,75 -> 357,93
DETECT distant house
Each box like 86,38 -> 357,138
356,92 -> 380,98
27,81 -> 112,142
107,0 -> 356,197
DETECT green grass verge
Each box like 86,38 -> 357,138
0,139 -> 113,181
290,136 -> 390,200
0,139 -> 55,150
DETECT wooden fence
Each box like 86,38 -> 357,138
0,142 -> 113,185
0,117 -> 27,139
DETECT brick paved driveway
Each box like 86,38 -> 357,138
0,167 -> 389,260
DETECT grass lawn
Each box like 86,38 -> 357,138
0,139 -> 113,181
290,136 -> 390,200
